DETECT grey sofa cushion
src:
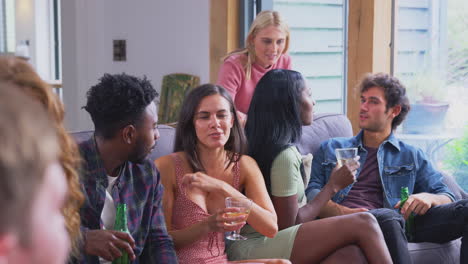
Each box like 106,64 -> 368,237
409,239 -> 460,264
443,172 -> 468,200
298,113 -> 353,155
148,125 -> 176,161
71,130 -> 93,144
70,124 -> 176,162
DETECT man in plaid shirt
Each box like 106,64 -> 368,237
76,73 -> 177,263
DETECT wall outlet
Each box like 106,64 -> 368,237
113,40 -> 126,61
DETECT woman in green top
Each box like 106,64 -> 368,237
226,69 -> 392,263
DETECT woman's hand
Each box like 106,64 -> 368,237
205,207 -> 247,233
181,172 -> 226,193
327,158 -> 360,193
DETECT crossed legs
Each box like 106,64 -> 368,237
289,212 -> 392,264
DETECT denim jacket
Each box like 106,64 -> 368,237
305,131 -> 455,209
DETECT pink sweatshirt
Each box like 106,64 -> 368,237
216,53 -> 292,114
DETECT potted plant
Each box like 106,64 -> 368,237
402,72 -> 450,134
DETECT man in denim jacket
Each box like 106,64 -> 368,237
305,73 -> 467,264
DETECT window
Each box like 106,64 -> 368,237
251,0 -> 348,114
52,0 -> 61,80
0,0 -> 15,54
393,0 -> 468,190
1,0 -> 62,98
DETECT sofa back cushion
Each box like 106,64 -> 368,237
69,114 -> 467,201
71,130 -> 93,145
70,114 -> 352,162
298,113 -> 353,155
149,125 -> 176,161
70,124 -> 176,162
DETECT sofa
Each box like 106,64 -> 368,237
72,113 -> 466,263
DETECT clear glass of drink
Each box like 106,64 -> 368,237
335,147 -> 358,167
224,197 -> 252,240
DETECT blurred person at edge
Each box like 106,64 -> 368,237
0,55 -> 84,260
0,85 -> 70,264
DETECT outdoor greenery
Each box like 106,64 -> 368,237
400,1 -> 468,189
440,0 -> 468,190
447,0 -> 468,86
443,125 -> 468,191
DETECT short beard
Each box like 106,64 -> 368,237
128,138 -> 149,164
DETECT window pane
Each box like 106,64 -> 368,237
272,0 -> 347,114
393,0 -> 468,190
0,0 -> 15,53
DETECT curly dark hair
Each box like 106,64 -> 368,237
84,73 -> 158,139
358,72 -> 411,130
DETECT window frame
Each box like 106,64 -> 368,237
250,0 -> 350,115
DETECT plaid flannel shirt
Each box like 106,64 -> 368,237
75,137 -> 177,264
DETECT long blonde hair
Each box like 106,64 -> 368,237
223,10 -> 290,80
0,56 -> 84,257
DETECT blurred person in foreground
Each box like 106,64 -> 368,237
0,85 -> 70,264
0,55 -> 84,259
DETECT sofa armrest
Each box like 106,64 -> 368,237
442,172 -> 468,200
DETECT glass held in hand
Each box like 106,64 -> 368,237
335,147 -> 358,167
224,197 -> 252,241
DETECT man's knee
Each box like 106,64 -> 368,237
370,208 -> 405,227
453,199 -> 468,220
355,212 -> 379,227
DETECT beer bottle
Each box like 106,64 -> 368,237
113,203 -> 130,264
400,187 -> 415,241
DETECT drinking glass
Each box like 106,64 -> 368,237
335,147 -> 358,167
224,197 -> 252,240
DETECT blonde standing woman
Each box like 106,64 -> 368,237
217,10 -> 292,116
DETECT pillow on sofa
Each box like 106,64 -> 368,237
299,153 -> 313,207
302,153 -> 313,187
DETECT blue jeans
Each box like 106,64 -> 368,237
370,199 -> 468,264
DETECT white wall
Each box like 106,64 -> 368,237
61,0 -> 210,131
15,0 -> 35,65
34,0 -> 53,80
15,0 -> 53,80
